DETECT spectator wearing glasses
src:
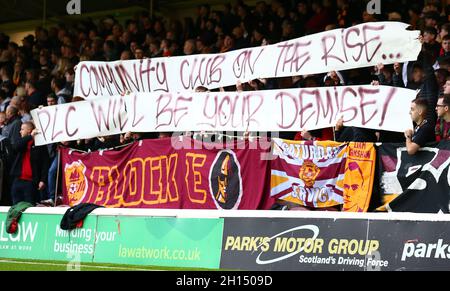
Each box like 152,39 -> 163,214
435,94 -> 450,141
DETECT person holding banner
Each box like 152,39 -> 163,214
416,43 -> 440,123
404,98 -> 435,155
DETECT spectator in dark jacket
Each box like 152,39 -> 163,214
25,80 -> 44,109
334,118 -> 378,143
417,46 -> 440,125
10,121 -> 50,205
2,105 -> 22,147
404,98 -> 435,155
423,26 -> 441,58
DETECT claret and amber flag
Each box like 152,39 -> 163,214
270,139 -> 376,212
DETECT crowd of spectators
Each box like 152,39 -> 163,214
1,0 -> 450,208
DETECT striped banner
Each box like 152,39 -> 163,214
270,139 -> 376,211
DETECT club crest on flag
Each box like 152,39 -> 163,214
64,160 -> 88,206
299,161 -> 320,188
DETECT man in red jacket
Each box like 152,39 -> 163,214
10,122 -> 50,205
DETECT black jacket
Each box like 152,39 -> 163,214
419,51 -> 439,125
10,135 -> 50,185
407,51 -> 440,125
335,127 -> 378,143
28,91 -> 45,109
60,203 -> 103,230
2,115 -> 21,147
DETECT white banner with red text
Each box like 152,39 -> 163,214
31,85 -> 417,146
73,22 -> 421,99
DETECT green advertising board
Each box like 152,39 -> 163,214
0,211 -> 224,269
0,212 -> 96,263
93,216 -> 224,269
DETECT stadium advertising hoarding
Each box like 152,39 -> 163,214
220,217 -> 371,271
2,210 -> 450,270
367,220 -> 450,271
0,212 -> 96,262
92,216 -> 224,269
0,212 -> 224,269
220,217 -> 450,271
